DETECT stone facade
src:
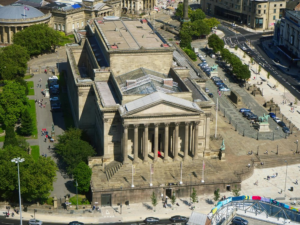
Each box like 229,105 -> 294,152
121,0 -> 157,14
202,0 -> 286,30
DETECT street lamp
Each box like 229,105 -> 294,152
284,160 -> 288,197
11,157 -> 25,225
75,180 -> 78,210
296,140 -> 299,154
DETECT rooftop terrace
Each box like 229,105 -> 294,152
96,19 -> 168,50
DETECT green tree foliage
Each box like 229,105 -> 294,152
171,193 -> 176,209
0,145 -> 57,202
184,48 -> 197,61
0,81 -> 28,126
192,20 -> 211,37
54,128 -> 96,174
73,162 -> 92,193
151,192 -> 158,211
203,18 -> 220,29
19,108 -> 33,136
208,34 -> 224,53
190,188 -> 197,204
15,77 -> 29,95
190,9 -> 206,22
233,64 -> 251,80
232,185 -> 241,197
175,3 -> 192,18
13,24 -> 61,56
214,188 -> 220,202
3,125 -> 17,148
0,44 -> 30,80
179,29 -> 192,49
221,49 -> 232,63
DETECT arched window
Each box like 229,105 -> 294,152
54,24 -> 57,30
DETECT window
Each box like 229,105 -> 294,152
274,9 -> 276,13
54,24 -> 57,30
264,10 -> 266,13
274,4 -> 276,7
264,5 -> 266,8
72,23 -> 74,29
81,21 -> 84,27
62,25 -> 65,31
273,15 -> 276,20
258,10 -> 261,14
59,24 -> 61,30
255,17 -> 263,28
258,4 -> 261,8
280,4 -> 282,7
77,22 -> 79,28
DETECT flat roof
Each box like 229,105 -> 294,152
97,19 -> 166,50
287,10 -> 300,19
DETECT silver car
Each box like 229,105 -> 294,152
28,219 -> 42,225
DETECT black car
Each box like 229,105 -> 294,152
170,215 -> 188,222
208,93 -> 214,98
278,121 -> 286,127
242,111 -> 252,117
144,217 -> 160,224
69,222 -> 84,225
247,113 -> 258,121
283,126 -> 290,134
232,216 -> 248,225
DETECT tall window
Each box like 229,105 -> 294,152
274,9 -> 276,13
72,23 -> 75,30
59,24 -> 61,30
77,22 -> 79,28
258,10 -> 261,14
54,24 -> 57,30
273,15 -> 276,20
62,25 -> 65,31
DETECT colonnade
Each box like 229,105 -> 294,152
122,0 -> 155,14
0,26 -> 25,44
122,121 -> 200,163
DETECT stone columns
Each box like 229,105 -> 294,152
154,123 -> 159,162
123,124 -> 129,163
164,123 -> 169,161
174,122 -> 179,161
8,27 -> 11,44
143,124 -> 149,163
193,122 -> 199,159
133,124 -> 139,164
205,114 -> 211,150
184,122 -> 189,161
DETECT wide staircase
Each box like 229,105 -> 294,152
255,154 -> 300,169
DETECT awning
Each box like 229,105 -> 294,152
277,46 -> 300,61
72,4 -> 81,9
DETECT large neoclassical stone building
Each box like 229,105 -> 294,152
66,17 -> 217,205
0,3 -> 51,44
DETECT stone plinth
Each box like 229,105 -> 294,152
220,150 -> 225,161
259,123 -> 270,132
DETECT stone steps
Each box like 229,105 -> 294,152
104,161 -> 123,181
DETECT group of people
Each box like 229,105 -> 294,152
35,99 -> 47,108
267,173 -> 278,180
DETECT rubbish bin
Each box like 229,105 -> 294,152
291,187 -> 294,191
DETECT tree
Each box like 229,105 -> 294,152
15,76 -> 29,95
203,18 -> 220,29
3,125 -> 17,148
19,108 -> 33,136
171,193 -> 176,209
0,81 -> 28,126
214,188 -> 220,202
190,188 -> 197,208
192,20 -> 211,37
180,30 -> 192,49
175,3 -> 192,18
0,145 -> 57,202
221,49 -> 232,63
151,192 -> 158,211
13,24 -> 61,56
232,185 -> 241,197
234,45 -> 238,50
234,64 -> 251,80
73,162 -> 92,193
190,9 -> 206,22
54,128 -> 96,174
0,44 -> 30,80
267,72 -> 270,79
208,34 -> 224,53
184,48 -> 197,61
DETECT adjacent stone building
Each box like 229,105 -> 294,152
65,17 -> 218,205
201,0 -> 286,30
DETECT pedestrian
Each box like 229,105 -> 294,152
44,137 -> 47,142
48,145 -> 51,149
296,179 -> 298,185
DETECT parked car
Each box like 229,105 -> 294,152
241,46 -> 247,51
205,88 -> 209,93
269,112 -> 276,119
69,222 -> 84,225
239,108 -> 251,113
283,126 -> 290,134
278,121 -> 286,127
232,217 -> 248,225
242,111 -> 252,117
50,97 -> 59,102
170,215 -> 188,223
28,219 -> 43,225
273,117 -> 281,123
144,217 -> 160,224
208,93 -> 214,98
211,76 -> 220,81
247,113 -> 258,121
219,87 -> 230,92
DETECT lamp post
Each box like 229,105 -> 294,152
11,157 -> 25,225
284,160 -> 288,197
75,180 -> 78,210
296,140 -> 299,154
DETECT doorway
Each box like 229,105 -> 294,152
166,189 -> 172,198
101,194 -> 111,206
226,185 -> 231,191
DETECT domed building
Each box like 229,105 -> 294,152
0,3 -> 51,44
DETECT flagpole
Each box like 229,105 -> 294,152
150,164 -> 153,186
131,165 -> 134,188
180,161 -> 183,184
201,160 -> 205,183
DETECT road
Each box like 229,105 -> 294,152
0,218 -> 182,225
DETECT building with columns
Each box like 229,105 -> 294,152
0,3 -> 51,44
121,0 -> 157,14
66,17 -> 216,205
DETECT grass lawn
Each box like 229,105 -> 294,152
69,195 -> 90,205
27,81 -> 35,95
31,145 -> 40,161
0,126 -> 3,133
28,100 -> 38,138
0,136 -> 4,142
24,74 -> 33,80
59,34 -> 75,46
